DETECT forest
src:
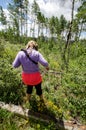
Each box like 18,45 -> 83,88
0,0 -> 86,130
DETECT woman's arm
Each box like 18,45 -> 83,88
12,52 -> 21,68
38,52 -> 49,70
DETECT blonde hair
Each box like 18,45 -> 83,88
26,40 -> 38,50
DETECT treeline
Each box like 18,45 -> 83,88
0,0 -> 86,43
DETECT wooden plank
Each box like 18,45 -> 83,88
0,101 -> 52,123
0,101 -> 86,130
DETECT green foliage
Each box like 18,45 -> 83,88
0,39 -> 5,57
0,38 -> 86,129
62,69 -> 86,117
0,0 -> 86,128
0,6 -> 7,25
61,41 -> 86,122
77,1 -> 86,22
0,59 -> 23,104
0,109 -> 18,130
69,41 -> 86,59
0,40 -> 24,104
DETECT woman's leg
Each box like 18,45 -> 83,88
26,85 -> 33,101
35,83 -> 43,100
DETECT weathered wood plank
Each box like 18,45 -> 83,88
0,101 -> 86,130
0,101 -> 52,123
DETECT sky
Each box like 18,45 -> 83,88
0,0 -> 85,39
36,0 -> 80,20
0,0 -> 81,20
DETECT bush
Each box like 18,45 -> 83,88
0,59 -> 23,104
0,40 -> 24,104
62,58 -> 86,122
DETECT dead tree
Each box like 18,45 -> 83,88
63,0 -> 75,71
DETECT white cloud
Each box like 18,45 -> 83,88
0,9 -> 10,30
36,0 -> 81,20
1,0 -> 81,21
4,9 -> 10,20
0,23 -> 5,30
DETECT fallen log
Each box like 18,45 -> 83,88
0,101 -> 64,130
0,101 -> 86,130
0,101 -> 52,123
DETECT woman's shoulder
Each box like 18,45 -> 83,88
19,50 -> 25,54
17,50 -> 26,58
32,49 -> 39,55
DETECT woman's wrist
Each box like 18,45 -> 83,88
46,67 -> 49,70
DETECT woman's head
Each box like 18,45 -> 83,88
26,40 -> 38,50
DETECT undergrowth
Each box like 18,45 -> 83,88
0,38 -> 86,130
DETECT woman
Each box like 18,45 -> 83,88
12,40 -> 49,102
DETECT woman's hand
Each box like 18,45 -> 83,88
46,67 -> 49,70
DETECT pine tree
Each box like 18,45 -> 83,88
0,6 -> 7,26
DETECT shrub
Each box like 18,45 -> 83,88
0,59 -> 23,104
0,40 -> 24,104
62,64 -> 86,122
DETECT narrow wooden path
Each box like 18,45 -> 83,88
0,101 -> 86,130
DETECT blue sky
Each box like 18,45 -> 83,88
80,32 -> 86,39
0,0 -> 11,9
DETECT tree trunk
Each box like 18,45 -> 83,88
63,0 -> 75,71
